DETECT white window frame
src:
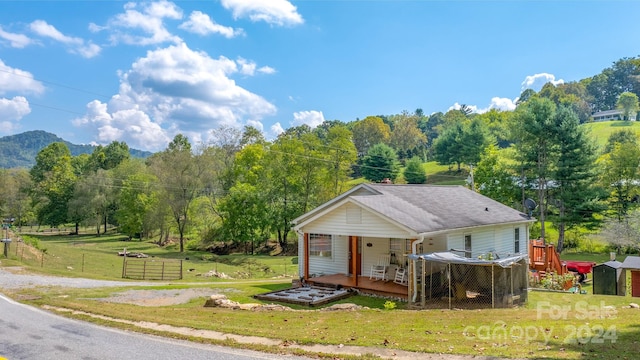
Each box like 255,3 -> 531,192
514,228 -> 520,253
464,234 -> 472,258
309,233 -> 332,258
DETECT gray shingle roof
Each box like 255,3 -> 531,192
621,256 -> 640,270
350,184 -> 532,234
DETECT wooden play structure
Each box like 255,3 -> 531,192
528,239 -> 567,278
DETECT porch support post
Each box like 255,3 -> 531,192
491,264 -> 495,309
350,235 -> 358,286
304,232 -> 309,280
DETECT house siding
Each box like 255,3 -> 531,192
302,203 -> 412,238
361,237 -> 391,278
446,225 -> 527,258
307,234 -> 349,277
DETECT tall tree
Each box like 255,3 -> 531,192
474,145 -> 520,207
217,183 -> 269,254
511,97 -> 559,240
263,136 -> 305,252
149,134 -> 202,252
388,110 -> 427,160
403,157 -> 427,184
351,116 -> 391,157
616,91 -> 640,120
460,117 -> 493,167
324,125 -> 357,197
603,129 -> 638,154
116,172 -> 160,240
551,106 -> 606,252
0,169 -> 33,230
432,122 -> 465,170
598,141 -> 640,221
30,143 -> 77,228
361,143 -> 401,183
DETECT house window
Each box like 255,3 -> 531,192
464,235 -> 472,258
309,233 -> 332,257
389,239 -> 404,255
390,238 -> 411,265
514,228 -> 520,253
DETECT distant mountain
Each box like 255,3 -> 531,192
0,130 -> 153,169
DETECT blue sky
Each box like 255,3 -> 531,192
1,0 -> 640,152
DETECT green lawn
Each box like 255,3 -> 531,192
6,232 -> 298,282
4,232 -> 640,359
583,120 -> 640,150
6,281 -> 639,360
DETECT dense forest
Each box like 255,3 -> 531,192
3,56 -> 640,255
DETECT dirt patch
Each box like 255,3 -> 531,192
94,288 -> 238,306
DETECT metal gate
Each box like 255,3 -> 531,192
122,258 -> 183,280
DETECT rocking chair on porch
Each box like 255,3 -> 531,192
369,254 -> 391,281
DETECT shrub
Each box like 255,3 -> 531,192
383,300 -> 397,310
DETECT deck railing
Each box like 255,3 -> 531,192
529,239 -> 567,275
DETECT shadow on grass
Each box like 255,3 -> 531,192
555,322 -> 640,359
610,121 -> 634,127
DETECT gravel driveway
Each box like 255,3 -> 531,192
0,266 -> 221,306
0,266 -> 161,289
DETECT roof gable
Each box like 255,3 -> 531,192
293,183 -> 532,234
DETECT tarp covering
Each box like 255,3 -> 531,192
408,251 -> 528,268
564,260 -> 596,274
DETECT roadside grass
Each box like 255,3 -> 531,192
4,232 -> 640,358
7,284 -> 639,360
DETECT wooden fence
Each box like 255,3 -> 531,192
122,258 -> 183,280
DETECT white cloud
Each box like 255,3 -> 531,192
449,97 -> 517,114
179,11 -> 244,38
447,102 -> 478,113
292,110 -> 324,128
221,0 -> 304,26
29,20 -> 101,58
246,119 -> 264,132
100,0 -> 183,46
73,43 -> 277,151
258,66 -> 276,74
30,20 -> 82,45
0,96 -> 31,133
0,60 -> 45,95
521,73 -> 564,92
270,122 -> 285,136
487,97 -> 517,111
0,26 -> 33,48
73,100 -> 172,151
237,57 -> 257,75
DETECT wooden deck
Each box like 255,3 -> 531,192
306,273 -> 408,299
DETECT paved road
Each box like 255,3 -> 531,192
0,294 -> 305,360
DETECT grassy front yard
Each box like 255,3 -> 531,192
2,232 -> 639,359
4,280 -> 638,359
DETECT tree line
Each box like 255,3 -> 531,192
2,56 -> 640,254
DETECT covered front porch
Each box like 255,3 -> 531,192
306,273 -> 409,299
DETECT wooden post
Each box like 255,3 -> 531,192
121,248 -> 127,278
303,232 -> 309,280
491,264 -> 495,309
350,236 -> 358,286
